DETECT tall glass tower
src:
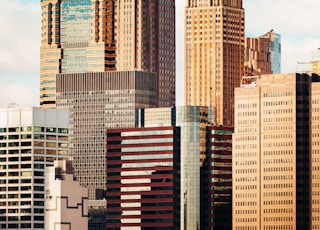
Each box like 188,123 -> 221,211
260,30 -> 281,74
40,0 -> 175,108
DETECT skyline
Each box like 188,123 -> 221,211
0,0 -> 319,107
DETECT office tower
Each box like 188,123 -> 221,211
184,0 -> 244,126
106,126 -> 181,229
311,48 -> 320,75
233,73 -> 320,229
56,70 -> 157,200
136,106 -> 213,229
201,126 -> 233,229
45,160 -> 88,230
0,107 -> 69,229
40,0 -> 175,108
260,30 -> 281,74
311,81 -> 320,229
244,36 -> 272,76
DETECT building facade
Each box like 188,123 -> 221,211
201,126 -> 233,229
184,0 -> 245,126
245,30 -> 281,76
260,30 -> 281,74
106,126 -> 181,229
56,70 -> 157,200
40,0 -> 175,108
136,106 -> 213,229
45,160 -> 88,230
0,107 -> 69,229
233,73 -> 320,229
311,48 -> 320,75
244,36 -> 272,76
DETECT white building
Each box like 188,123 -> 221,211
45,160 -> 88,230
0,107 -> 69,229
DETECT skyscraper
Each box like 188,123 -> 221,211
56,70 -> 158,200
0,107 -> 69,229
233,73 -> 320,229
244,35 -> 272,76
106,126 -> 181,229
184,0 -> 244,126
40,0 -> 175,108
201,126 -> 233,229
260,30 -> 281,74
136,106 -> 213,229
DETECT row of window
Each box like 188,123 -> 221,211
0,127 -> 68,134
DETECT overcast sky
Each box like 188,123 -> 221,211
0,0 -> 319,107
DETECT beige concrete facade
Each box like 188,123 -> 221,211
233,73 -> 318,230
311,82 -> 320,229
184,0 -> 244,126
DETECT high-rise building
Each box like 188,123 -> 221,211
45,160 -> 88,230
244,30 -> 281,76
56,70 -> 157,200
184,0 -> 245,126
136,106 -> 213,229
244,36 -> 272,76
311,81 -> 320,229
259,30 -> 281,74
311,48 -> 320,75
0,107 -> 69,229
233,73 -> 320,229
40,0 -> 175,108
106,107 -> 233,229
201,126 -> 233,229
106,126 -> 181,229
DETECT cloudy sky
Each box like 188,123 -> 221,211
0,0 -> 319,107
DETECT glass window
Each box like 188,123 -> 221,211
46,127 -> 56,133
58,128 -> 68,134
34,126 -> 44,132
21,127 -> 32,132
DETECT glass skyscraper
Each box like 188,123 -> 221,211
136,106 -> 213,229
260,30 -> 281,74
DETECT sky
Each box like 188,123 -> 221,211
0,0 -> 319,107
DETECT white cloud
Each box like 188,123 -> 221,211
0,0 -> 40,107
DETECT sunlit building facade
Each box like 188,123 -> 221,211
106,126 -> 181,229
311,48 -> 320,75
40,0 -> 175,107
244,36 -> 271,76
0,107 -> 69,229
136,106 -> 212,229
45,160 -> 88,230
233,73 -> 320,230
260,30 -> 281,74
311,81 -> 320,229
184,0 -> 245,126
56,70 -> 157,200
